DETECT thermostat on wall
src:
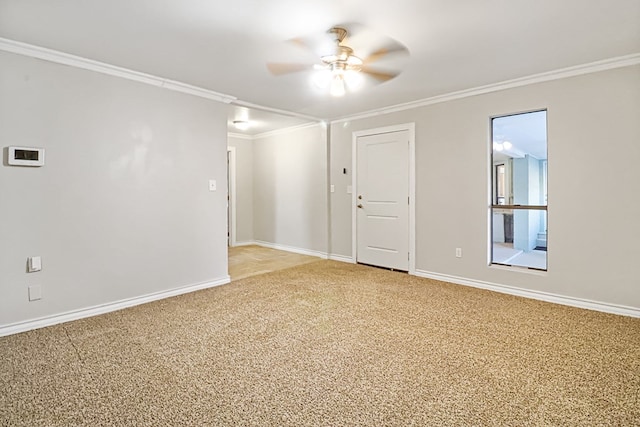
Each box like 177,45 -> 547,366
7,146 -> 45,166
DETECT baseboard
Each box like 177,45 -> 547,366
414,269 -> 640,318
0,276 -> 231,337
231,241 -> 257,247
253,240 -> 328,259
328,254 -> 356,263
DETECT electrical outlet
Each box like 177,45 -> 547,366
28,285 -> 42,301
455,248 -> 462,258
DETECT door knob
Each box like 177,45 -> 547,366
357,204 -> 363,208
358,195 -> 362,200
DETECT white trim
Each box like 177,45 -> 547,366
351,123 -> 416,274
325,124 -> 332,263
414,269 -> 640,318
332,53 -> 640,124
351,133 -> 357,264
231,99 -> 322,122
253,122 -> 324,139
3,37 -> 636,124
0,276 -> 231,337
227,147 -> 237,247
0,37 -> 236,104
328,254 -> 356,263
253,240 -> 328,259
407,124 -> 416,274
227,132 -> 253,140
228,123 -> 325,141
232,241 -> 258,247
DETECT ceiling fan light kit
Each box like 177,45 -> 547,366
317,28 -> 366,97
329,73 -> 346,97
312,65 -> 364,97
267,25 -> 407,97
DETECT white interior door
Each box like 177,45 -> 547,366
356,130 -> 409,271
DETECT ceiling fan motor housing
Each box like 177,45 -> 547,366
322,28 -> 363,72
329,27 -> 348,43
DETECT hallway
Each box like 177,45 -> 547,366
228,245 -> 320,281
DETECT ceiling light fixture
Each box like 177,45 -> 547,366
315,56 -> 364,97
493,140 -> 512,151
493,140 -> 526,158
329,72 -> 346,97
233,120 -> 250,130
267,26 -> 407,98
313,28 -> 365,97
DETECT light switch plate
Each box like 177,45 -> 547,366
330,185 -> 335,193
209,179 -> 216,191
347,185 -> 353,194
28,256 -> 42,272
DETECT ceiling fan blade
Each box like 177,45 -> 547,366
363,45 -> 409,64
266,62 -> 314,75
361,67 -> 399,82
288,37 -> 315,51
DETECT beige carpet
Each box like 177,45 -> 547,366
1,261 -> 639,426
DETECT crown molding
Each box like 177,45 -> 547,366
331,53 -> 640,124
231,99 -> 322,123
0,37 -> 236,104
227,132 -> 253,140
253,122 -> 326,139
227,121 -> 323,140
253,121 -> 325,139
3,37 -> 637,124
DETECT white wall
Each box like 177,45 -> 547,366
330,65 -> 640,309
253,124 -> 328,254
227,135 -> 254,244
0,51 -> 230,329
513,155 -> 542,251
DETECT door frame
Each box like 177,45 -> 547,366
227,146 -> 237,247
351,123 -> 416,274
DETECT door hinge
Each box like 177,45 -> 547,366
408,196 -> 410,205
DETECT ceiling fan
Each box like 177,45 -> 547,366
267,25 -> 409,97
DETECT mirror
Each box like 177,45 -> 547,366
491,110 -> 547,270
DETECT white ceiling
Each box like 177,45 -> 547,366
1,0 -> 639,126
493,110 -> 547,160
227,106 -> 313,136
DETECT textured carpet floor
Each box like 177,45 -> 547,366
1,261 -> 639,426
